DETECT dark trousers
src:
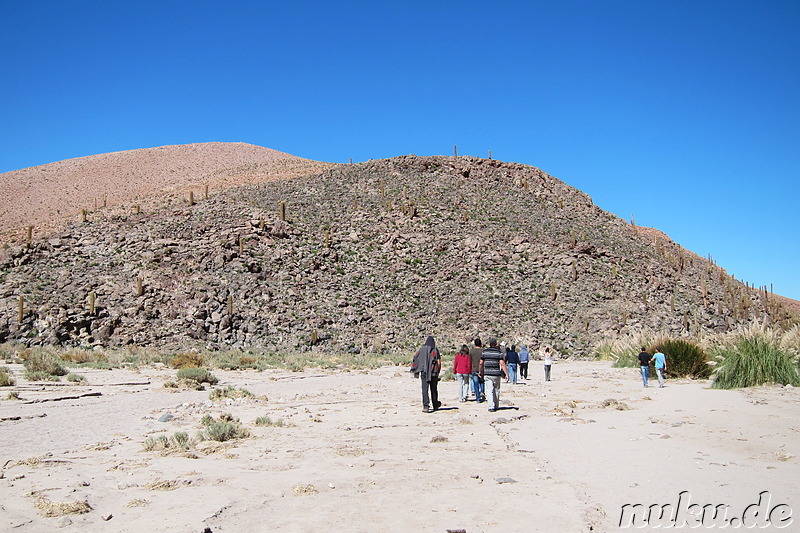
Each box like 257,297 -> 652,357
421,375 -> 440,410
544,365 -> 551,381
519,362 -> 529,379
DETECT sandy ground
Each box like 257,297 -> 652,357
0,360 -> 798,532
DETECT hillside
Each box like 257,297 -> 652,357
1,155 -> 796,355
0,142 -> 335,240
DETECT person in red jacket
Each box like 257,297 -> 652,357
453,344 -> 472,403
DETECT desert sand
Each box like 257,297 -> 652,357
0,360 -> 798,532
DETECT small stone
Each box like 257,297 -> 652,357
57,517 -> 73,528
158,413 -> 174,422
102,514 -> 113,521
495,477 -> 517,484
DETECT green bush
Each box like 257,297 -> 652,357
658,339 -> 711,379
176,367 -> 218,385
209,386 -> 253,401
197,413 -> 249,442
712,333 -> 800,389
255,415 -> 285,427
24,371 -> 61,382
66,373 -> 86,383
23,351 -> 67,377
143,432 -> 193,452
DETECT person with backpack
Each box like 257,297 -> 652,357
411,336 -> 442,413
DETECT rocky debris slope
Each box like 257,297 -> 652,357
0,155 -> 793,356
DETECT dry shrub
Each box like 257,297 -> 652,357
171,350 -> 205,369
61,349 -> 108,364
0,368 -> 15,387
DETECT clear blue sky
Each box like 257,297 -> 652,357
2,1 -> 798,299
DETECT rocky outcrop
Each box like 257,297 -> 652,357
0,155 -> 793,355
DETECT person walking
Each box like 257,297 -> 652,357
638,347 -> 652,388
652,348 -> 667,388
542,346 -> 553,381
479,337 -> 508,412
453,344 -> 472,402
469,338 -> 485,402
506,344 -> 519,384
518,345 -> 530,380
411,336 -> 442,412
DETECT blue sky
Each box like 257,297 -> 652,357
2,1 -> 798,299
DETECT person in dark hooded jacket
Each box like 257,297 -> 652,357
411,336 -> 442,413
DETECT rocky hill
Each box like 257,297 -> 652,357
1,155 -> 796,356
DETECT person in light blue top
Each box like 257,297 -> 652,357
518,345 -> 530,380
652,348 -> 667,388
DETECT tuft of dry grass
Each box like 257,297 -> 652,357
292,484 -> 318,495
124,499 -> 150,508
30,493 -> 92,517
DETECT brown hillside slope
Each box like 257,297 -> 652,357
1,155 -> 797,354
0,142 -> 336,240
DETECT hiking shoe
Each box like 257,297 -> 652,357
488,408 -> 497,412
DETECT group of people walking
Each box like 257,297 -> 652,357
412,336 -> 555,413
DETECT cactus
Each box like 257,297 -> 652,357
26,225 -> 32,248
136,276 -> 144,297
204,184 -> 209,200
238,235 -> 244,255
18,295 -> 24,323
89,291 -> 96,316
279,201 -> 286,221
454,144 -> 458,157
488,149 -> 492,160
571,262 -> 578,281
311,329 -> 319,345
135,204 -> 141,215
550,283 -> 557,301
324,228 -> 331,248
189,191 -> 195,206
228,294 -> 234,316
81,209 -> 87,223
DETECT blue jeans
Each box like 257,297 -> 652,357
471,371 -> 484,401
507,363 -> 517,384
656,368 -> 665,387
640,366 -> 649,387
